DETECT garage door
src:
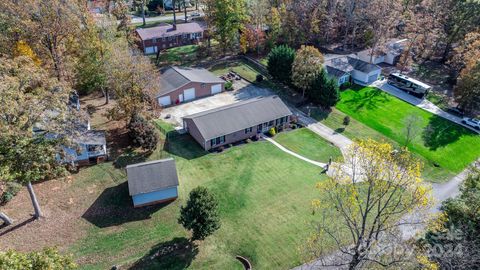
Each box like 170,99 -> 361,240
158,96 -> 171,106
184,88 -> 196,101
211,84 -> 222,95
368,73 -> 379,83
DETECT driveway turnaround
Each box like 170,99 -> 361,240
372,80 -> 479,134
159,80 -> 271,126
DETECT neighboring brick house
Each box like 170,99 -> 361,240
183,96 -> 293,151
156,66 -> 225,107
136,22 -> 205,54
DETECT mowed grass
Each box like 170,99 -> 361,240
155,45 -> 199,66
210,61 -> 260,82
275,128 -> 343,163
69,129 -> 344,269
334,86 -> 480,180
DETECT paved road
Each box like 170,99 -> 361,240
291,105 -> 479,269
130,11 -> 203,24
372,80 -> 479,134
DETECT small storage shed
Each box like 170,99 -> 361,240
127,158 -> 179,208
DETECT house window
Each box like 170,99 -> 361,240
244,127 -> 253,134
268,120 -> 274,126
211,136 -> 226,146
263,122 -> 268,128
201,83 -> 206,88
152,38 -> 157,43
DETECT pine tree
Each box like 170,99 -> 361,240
267,45 -> 295,84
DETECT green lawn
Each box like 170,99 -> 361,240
155,45 -> 199,66
210,61 -> 260,82
69,124 -> 345,269
274,128 -> 343,163
330,86 -> 480,181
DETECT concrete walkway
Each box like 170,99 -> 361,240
372,80 -> 479,134
261,135 -> 327,168
291,107 -> 354,155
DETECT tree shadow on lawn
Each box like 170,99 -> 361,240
82,181 -> 172,228
422,115 -> 471,150
128,237 -> 198,270
114,149 -> 148,169
341,88 -> 390,112
165,134 -> 207,160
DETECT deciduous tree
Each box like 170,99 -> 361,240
422,165 -> 480,269
202,0 -> 247,54
454,61 -> 480,113
402,113 -> 423,147
0,57 -> 77,220
307,139 -> 432,269
291,45 -> 324,98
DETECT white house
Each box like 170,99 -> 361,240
357,39 -> 408,65
325,55 -> 382,85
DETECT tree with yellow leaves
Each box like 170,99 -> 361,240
306,139 -> 432,269
13,40 -> 41,66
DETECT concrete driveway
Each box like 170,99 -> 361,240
159,79 -> 273,127
372,79 -> 480,134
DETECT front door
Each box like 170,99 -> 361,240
178,94 -> 184,103
257,124 -> 262,133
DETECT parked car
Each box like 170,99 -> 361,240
462,117 -> 480,130
190,11 -> 201,17
447,107 -> 465,117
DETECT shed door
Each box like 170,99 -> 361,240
211,84 -> 222,95
158,96 -> 171,106
184,88 -> 196,101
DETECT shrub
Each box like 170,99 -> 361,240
267,45 -> 295,84
269,127 -> 276,136
224,81 -> 233,91
343,116 -> 351,126
0,247 -> 77,270
341,82 -> 352,90
0,182 -> 21,205
256,74 -> 264,82
128,114 -> 159,151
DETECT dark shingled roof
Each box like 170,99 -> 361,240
136,22 -> 204,41
326,66 -> 348,79
74,130 -> 106,145
157,66 -> 224,97
325,56 -> 381,74
127,158 -> 179,196
183,96 -> 292,140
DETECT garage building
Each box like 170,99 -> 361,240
157,66 -> 225,107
